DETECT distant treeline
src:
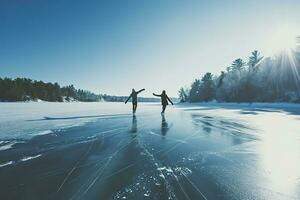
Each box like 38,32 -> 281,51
0,78 -> 159,102
0,78 -> 102,102
179,39 -> 300,103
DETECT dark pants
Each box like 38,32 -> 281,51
132,102 -> 137,113
162,104 -> 167,113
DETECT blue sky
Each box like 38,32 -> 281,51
1,0 -> 300,96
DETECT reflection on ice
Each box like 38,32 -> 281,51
130,115 -> 138,133
161,114 -> 169,136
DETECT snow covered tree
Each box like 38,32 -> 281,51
178,87 -> 188,103
199,72 -> 216,101
231,58 -> 245,73
248,50 -> 264,73
189,79 -> 201,102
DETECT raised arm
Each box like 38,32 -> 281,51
137,88 -> 145,94
153,93 -> 161,97
125,94 -> 132,104
167,95 -> 174,105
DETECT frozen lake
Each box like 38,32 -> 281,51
0,102 -> 300,199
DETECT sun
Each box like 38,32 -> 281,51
265,26 -> 299,56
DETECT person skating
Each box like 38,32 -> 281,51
125,88 -> 145,114
153,90 -> 173,113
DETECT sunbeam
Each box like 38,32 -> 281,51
266,26 -> 299,56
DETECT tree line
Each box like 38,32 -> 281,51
179,39 -> 300,103
0,78 -> 102,102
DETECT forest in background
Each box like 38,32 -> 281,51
179,37 -> 300,103
0,78 -> 100,102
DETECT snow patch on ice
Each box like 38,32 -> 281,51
0,161 -> 14,168
125,188 -> 132,193
86,135 -> 97,139
144,193 -> 150,197
0,141 -> 18,151
159,173 -> 165,179
149,131 -> 160,136
157,166 -> 174,174
174,167 -> 192,176
35,130 -> 52,136
20,154 -> 42,162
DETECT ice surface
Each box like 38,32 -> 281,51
0,102 -> 300,200
0,102 -> 132,140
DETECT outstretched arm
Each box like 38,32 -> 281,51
153,93 -> 161,97
137,88 -> 145,94
167,96 -> 174,105
125,94 -> 132,104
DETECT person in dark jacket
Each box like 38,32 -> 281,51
125,88 -> 145,114
153,90 -> 173,113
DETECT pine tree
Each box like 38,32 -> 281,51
199,72 -> 215,102
189,79 -> 201,102
178,87 -> 188,103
